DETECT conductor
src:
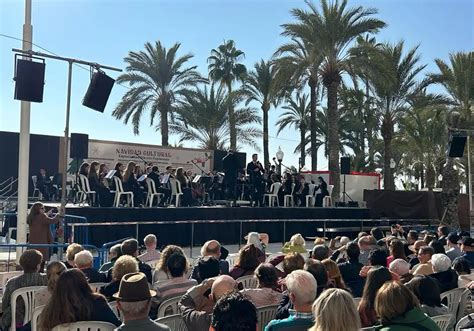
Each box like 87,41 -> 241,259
222,150 -> 238,200
247,154 -> 265,207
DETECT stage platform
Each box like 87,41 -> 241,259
59,205 -> 435,248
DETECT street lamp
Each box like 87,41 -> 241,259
276,147 -> 284,175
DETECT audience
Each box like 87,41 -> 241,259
191,240 -> 229,282
338,242 -> 365,297
375,281 -> 440,330
430,253 -> 458,293
241,263 -> 283,307
154,245 -> 188,282
309,288 -> 360,331
454,257 -> 474,287
120,239 -> 153,283
211,292 -> 258,331
230,244 -> 265,279
445,233 -> 463,262
358,266 -> 393,327
322,259 -> 347,290
65,243 -> 84,268
387,239 -> 407,265
138,234 -> 161,263
99,243 -> 122,272
437,226 -> 449,246
429,240 -> 446,255
407,240 -> 427,268
406,276 -> 449,317
36,261 -> 67,306
411,246 -> 434,276
282,252 -> 305,276
1,249 -> 47,330
246,232 -> 268,254
40,269 -> 120,329
360,249 -> 388,277
179,275 -> 238,330
196,256 -> 221,282
101,255 -> 139,301
115,272 -> 170,331
282,233 -> 307,257
358,236 -> 375,266
311,245 -> 330,261
456,237 -> 474,268
265,270 -> 316,331
74,250 -> 107,283
389,259 -> 413,283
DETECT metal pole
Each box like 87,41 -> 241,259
60,61 -> 73,210
16,0 -> 32,263
468,135 -> 472,213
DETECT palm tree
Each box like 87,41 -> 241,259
313,0 -> 386,199
276,93 -> 311,167
243,60 -> 285,170
208,40 -> 247,150
113,41 -> 205,146
366,41 -> 426,190
171,84 -> 261,150
276,8 -> 323,171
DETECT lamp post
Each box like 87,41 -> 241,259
276,147 -> 284,176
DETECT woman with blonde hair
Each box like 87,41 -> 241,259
309,288 -> 360,331
35,261 -> 67,306
375,281 -> 440,330
100,255 -> 138,301
322,258 -> 347,290
153,245 -> 189,283
282,233 -> 307,257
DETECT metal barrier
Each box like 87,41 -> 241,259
64,214 -> 89,244
0,243 -> 103,271
100,237 -> 133,264
66,218 -> 435,258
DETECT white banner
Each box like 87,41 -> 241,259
72,139 -> 213,174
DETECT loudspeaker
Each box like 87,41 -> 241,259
340,157 -> 350,175
82,71 -> 115,112
447,132 -> 467,157
14,59 -> 45,103
70,133 -> 89,159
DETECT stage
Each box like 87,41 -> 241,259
61,205 -> 435,248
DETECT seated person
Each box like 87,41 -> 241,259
147,166 -> 171,206
153,245 -> 188,283
74,250 -> 107,283
229,244 -> 265,279
118,239 -> 152,283
36,168 -> 57,201
99,244 -> 122,272
138,234 -> 161,263
406,275 -> 449,317
389,258 -> 413,284
190,240 -> 229,283
100,255 -> 139,301
429,253 -> 458,293
211,292 -> 257,331
65,243 -> 84,269
35,261 -> 67,307
240,263 -> 283,307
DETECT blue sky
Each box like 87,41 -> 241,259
0,0 -> 472,169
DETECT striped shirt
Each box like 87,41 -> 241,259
153,276 -> 197,305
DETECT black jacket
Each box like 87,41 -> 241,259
430,268 -> 458,293
81,267 -> 107,283
338,259 -> 365,297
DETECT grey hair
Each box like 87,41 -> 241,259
286,270 -> 317,305
74,250 -> 93,268
119,299 -> 150,316
431,254 -> 451,273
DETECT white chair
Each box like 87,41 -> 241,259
353,297 -> 361,309
145,178 -> 164,207
457,288 -> 470,322
108,301 -> 122,321
236,275 -> 258,289
441,288 -> 465,319
256,305 -> 278,331
146,259 -> 160,269
264,182 -> 281,207
169,178 -> 183,207
305,183 -> 317,207
51,321 -> 116,331
226,253 -> 239,267
322,184 -> 334,207
77,174 -> 96,206
10,286 -> 45,331
31,304 -> 44,331
156,314 -> 188,331
31,175 -> 42,200
456,313 -> 474,331
89,282 -> 108,293
0,271 -> 22,290
360,328 -> 376,331
157,295 -> 182,318
284,183 -> 295,207
113,177 -> 134,207
431,314 -> 453,331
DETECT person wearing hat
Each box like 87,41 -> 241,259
407,240 -> 427,269
445,233 -> 463,262
115,272 -> 170,331
455,237 -> 474,268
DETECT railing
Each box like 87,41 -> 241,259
100,237 -> 133,264
66,218 -> 435,258
0,177 -> 17,197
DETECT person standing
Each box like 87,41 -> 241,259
27,202 -> 61,262
247,154 -> 265,207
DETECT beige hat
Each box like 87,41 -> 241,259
113,272 -> 156,302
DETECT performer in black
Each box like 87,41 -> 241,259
147,166 -> 171,206
247,154 -> 265,207
222,150 -> 238,200
315,176 -> 330,207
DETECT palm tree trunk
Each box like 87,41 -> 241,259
300,124 -> 306,168
161,108 -> 169,146
381,115 -> 394,190
263,104 -> 269,171
309,77 -> 318,171
227,83 -> 236,150
441,158 -> 460,228
327,80 -> 340,201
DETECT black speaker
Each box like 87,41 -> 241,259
14,59 -> 45,103
448,132 -> 467,157
82,71 -> 115,112
70,133 -> 89,159
341,157 -> 350,175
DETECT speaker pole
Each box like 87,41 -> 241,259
60,61 -> 73,216
16,0 -> 33,263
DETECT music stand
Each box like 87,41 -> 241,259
105,170 -> 116,179
161,174 -> 170,185
137,174 -> 147,182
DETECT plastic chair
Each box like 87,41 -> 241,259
89,282 -> 108,293
457,288 -> 470,321
305,183 -> 317,207
441,288 -> 464,319
322,185 -> 334,207
169,178 -> 183,207
360,328 -> 376,331
146,259 -> 160,269
10,286 -> 45,331
264,182 -> 281,207
145,178 -> 164,207
78,174 -> 96,206
284,183 -> 295,207
353,297 -> 361,308
0,271 -> 22,290
113,177 -> 134,207
108,301 -> 122,321
431,314 -> 452,331
31,304 -> 44,331
157,295 -> 182,318
226,253 -> 239,267
256,304 -> 278,331
51,321 -> 117,331
237,275 -> 258,289
156,314 -> 188,331
31,175 -> 42,200
456,313 -> 474,331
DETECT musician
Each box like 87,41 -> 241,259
315,176 -> 330,207
176,167 -> 194,206
36,168 -> 57,201
247,154 -> 265,207
88,161 -> 113,207
113,163 -> 124,180
123,161 -> 144,206
78,163 -> 90,177
222,150 -> 239,200
147,166 -> 171,206
295,175 -> 309,206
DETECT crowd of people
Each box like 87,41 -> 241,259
3,223 -> 474,330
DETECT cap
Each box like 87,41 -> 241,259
458,237 -> 474,247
